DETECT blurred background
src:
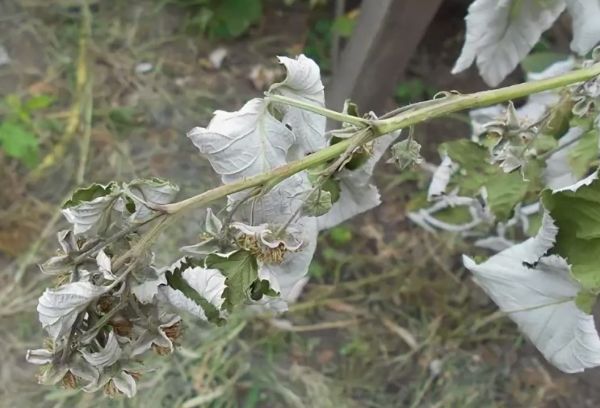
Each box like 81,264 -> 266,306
1,0 -> 598,406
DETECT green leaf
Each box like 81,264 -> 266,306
485,172 -> 529,220
342,99 -> 360,118
3,94 -> 21,112
395,79 -> 431,104
526,211 -> 543,237
389,139 -> 423,170
108,106 -> 140,128
242,384 -> 261,408
442,140 -> 497,193
62,182 -> 121,235
249,279 -> 278,301
329,226 -> 352,246
322,178 -> 341,204
539,94 -> 574,139
164,259 -> 225,325
575,291 -> 597,314
63,182 -> 117,208
211,0 -> 262,38
0,121 -> 39,168
542,176 -> 600,290
531,133 -> 558,153
441,140 -> 529,220
331,15 -> 355,38
343,148 -> 370,170
308,168 -> 341,205
302,189 -> 333,217
24,94 -> 55,111
434,206 -> 473,225
568,129 -> 599,178
521,51 -> 569,73
205,250 -> 259,312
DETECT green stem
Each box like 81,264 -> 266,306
160,138 -> 351,214
266,94 -> 369,127
373,63 -> 600,134
162,64 -> 600,215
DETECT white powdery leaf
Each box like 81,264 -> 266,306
40,255 -> 71,276
86,367 -> 139,398
130,311 -> 181,357
527,57 -> 576,82
112,371 -> 137,398
205,207 -> 223,235
58,229 -> 78,254
469,105 -> 505,140
125,178 -> 179,222
566,0 -> 600,54
159,266 -> 226,320
0,45 -> 10,66
463,214 -> 600,373
453,0 -> 565,86
40,230 -> 80,275
553,169 -> 598,192
269,54 -> 327,156
131,270 -> 167,304
317,132 -> 400,230
37,282 -> 106,340
239,172 -> 311,223
407,194 -> 488,234
427,155 -> 457,200
62,191 -> 121,236
257,216 -> 318,311
38,357 -> 100,388
544,126 -> 587,189
188,98 -> 295,183
474,236 -> 516,252
233,175 -> 317,310
96,249 -> 116,281
81,331 -> 122,368
26,348 -> 54,365
131,280 -> 163,304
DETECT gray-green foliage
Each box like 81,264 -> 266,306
412,41 -> 600,373
25,3 -> 600,398
29,54 -> 396,398
454,0 -> 600,86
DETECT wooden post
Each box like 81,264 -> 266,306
326,0 -> 444,115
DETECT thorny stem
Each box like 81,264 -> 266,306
161,64 -> 600,217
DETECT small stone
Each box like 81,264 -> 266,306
0,45 -> 10,66
135,62 -> 153,74
208,47 -> 228,69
